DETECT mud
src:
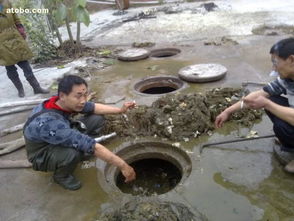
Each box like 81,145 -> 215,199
96,199 -> 207,221
103,88 -> 263,141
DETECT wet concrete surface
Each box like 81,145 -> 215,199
1,0 -> 294,220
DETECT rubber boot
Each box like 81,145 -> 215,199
53,162 -> 81,190
26,75 -> 50,94
8,76 -> 25,98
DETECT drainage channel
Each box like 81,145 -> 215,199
96,141 -> 192,196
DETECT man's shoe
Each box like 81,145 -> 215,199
53,174 -> 82,190
284,160 -> 294,173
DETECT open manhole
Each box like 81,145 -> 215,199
116,158 -> 181,195
134,76 -> 186,95
96,142 -> 192,196
150,48 -> 181,58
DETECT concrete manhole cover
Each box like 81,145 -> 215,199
134,76 -> 186,95
117,48 -> 150,61
150,48 -> 181,58
178,63 -> 227,83
96,141 -> 192,196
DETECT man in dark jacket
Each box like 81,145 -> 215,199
0,0 -> 48,97
215,38 -> 294,173
23,75 -> 136,190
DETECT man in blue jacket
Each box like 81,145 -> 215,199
24,75 -> 136,190
215,38 -> 294,173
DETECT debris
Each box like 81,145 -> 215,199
246,130 -> 259,138
103,88 -> 263,141
81,161 -> 95,169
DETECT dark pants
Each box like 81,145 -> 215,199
5,60 -> 33,80
265,96 -> 294,152
32,114 -> 105,173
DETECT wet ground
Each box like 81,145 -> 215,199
1,0 -> 294,220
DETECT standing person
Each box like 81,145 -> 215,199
23,75 -> 136,190
0,0 -> 49,97
215,38 -> 294,173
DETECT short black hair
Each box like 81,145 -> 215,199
270,38 -> 294,59
58,75 -> 88,96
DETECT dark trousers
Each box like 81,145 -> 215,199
5,60 -> 33,80
32,114 -> 105,173
265,96 -> 294,152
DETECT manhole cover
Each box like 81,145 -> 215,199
134,76 -> 186,95
178,63 -> 227,83
117,48 -> 150,61
96,141 -> 192,196
150,48 -> 181,58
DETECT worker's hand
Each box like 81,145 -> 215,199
120,163 -> 136,183
244,96 -> 268,110
120,101 -> 136,113
215,111 -> 230,128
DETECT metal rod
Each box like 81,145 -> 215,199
199,134 -> 276,154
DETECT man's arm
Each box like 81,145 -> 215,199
245,95 -> 294,126
94,143 -> 136,182
215,90 -> 269,128
94,101 -> 136,115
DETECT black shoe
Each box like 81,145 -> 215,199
53,174 -> 82,190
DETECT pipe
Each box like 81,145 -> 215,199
199,134 -> 276,154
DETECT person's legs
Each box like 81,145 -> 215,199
265,96 -> 294,150
79,114 -> 105,136
32,145 -> 82,190
5,64 -> 25,97
265,95 -> 294,173
17,60 -> 49,94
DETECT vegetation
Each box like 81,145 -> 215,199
15,0 -> 91,62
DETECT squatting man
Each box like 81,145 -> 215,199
23,75 -> 136,190
215,37 -> 294,173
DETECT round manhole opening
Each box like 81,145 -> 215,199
116,158 -> 182,196
97,142 -> 192,196
134,76 -> 186,95
150,48 -> 181,58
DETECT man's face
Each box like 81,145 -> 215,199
59,84 -> 88,112
271,54 -> 294,79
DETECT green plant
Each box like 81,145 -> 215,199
14,0 -> 58,63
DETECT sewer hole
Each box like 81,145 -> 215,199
134,76 -> 185,95
142,86 -> 176,94
150,48 -> 181,58
116,158 -> 182,196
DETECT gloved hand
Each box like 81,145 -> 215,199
16,24 -> 26,39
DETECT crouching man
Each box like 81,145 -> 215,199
215,38 -> 294,173
23,75 -> 136,190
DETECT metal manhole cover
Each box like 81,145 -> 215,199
178,63 -> 227,83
